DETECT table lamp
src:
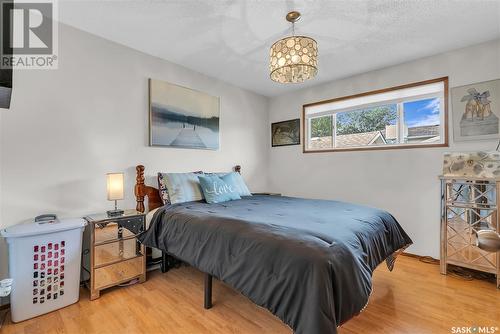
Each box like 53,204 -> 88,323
107,172 -> 124,217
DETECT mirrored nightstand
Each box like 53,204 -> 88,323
83,210 -> 146,300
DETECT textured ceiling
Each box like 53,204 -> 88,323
58,0 -> 500,97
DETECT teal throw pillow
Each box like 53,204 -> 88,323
198,175 -> 241,204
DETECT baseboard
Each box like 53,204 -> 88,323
401,251 -> 438,261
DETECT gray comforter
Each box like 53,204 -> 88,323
139,195 -> 412,334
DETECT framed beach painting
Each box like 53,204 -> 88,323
451,79 -> 500,142
149,79 -> 220,149
271,118 -> 300,147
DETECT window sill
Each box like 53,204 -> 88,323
303,142 -> 448,153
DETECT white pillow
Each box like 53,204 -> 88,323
163,172 -> 205,204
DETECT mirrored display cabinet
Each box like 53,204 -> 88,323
440,176 -> 500,288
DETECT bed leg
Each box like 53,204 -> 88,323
204,273 -> 212,309
161,251 -> 168,273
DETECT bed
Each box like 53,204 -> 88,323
135,165 -> 412,334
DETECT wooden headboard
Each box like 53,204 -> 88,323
134,164 -> 242,213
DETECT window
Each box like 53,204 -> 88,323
303,77 -> 448,152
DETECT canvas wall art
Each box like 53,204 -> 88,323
271,119 -> 300,147
451,79 -> 500,141
149,79 -> 220,149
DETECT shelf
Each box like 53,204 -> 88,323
94,238 -> 142,268
94,257 -> 143,290
93,218 -> 144,244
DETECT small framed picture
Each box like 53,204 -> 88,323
271,119 -> 300,147
451,79 -> 500,141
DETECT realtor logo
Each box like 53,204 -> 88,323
1,0 -> 58,69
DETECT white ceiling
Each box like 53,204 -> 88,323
58,0 -> 500,97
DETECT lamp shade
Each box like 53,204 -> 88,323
106,173 -> 124,201
269,36 -> 318,83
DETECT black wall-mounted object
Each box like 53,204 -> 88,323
0,68 -> 12,109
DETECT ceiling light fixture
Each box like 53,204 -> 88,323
269,11 -> 318,84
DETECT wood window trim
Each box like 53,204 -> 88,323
302,77 -> 449,153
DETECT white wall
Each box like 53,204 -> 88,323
0,24 -> 269,281
268,39 -> 500,258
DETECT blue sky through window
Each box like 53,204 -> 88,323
404,98 -> 440,128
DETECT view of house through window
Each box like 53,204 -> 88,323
304,79 -> 447,151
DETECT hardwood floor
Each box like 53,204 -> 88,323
3,255 -> 499,334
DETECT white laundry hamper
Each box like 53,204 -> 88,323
1,218 -> 87,322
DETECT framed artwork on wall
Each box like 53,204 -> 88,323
271,118 -> 300,147
149,79 -> 220,150
451,79 -> 500,142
